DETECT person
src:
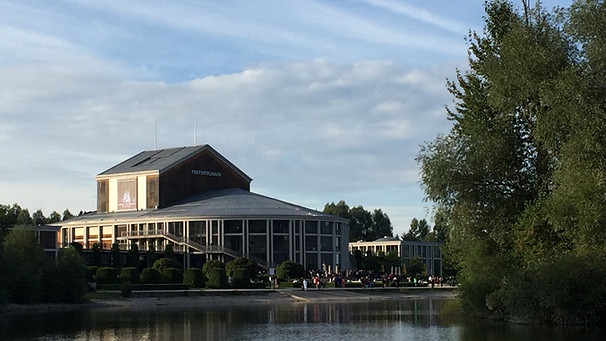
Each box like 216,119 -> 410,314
302,278 -> 308,291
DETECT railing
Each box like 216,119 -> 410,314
115,230 -> 269,269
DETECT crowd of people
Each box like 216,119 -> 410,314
299,269 -> 455,290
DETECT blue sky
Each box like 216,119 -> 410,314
0,0 -> 571,236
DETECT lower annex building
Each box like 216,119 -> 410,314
54,145 -> 350,272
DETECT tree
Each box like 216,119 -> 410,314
32,209 -> 46,226
404,218 -> 430,241
111,242 -> 121,268
371,209 -> 393,240
127,242 -> 139,267
62,209 -> 75,221
163,243 -> 174,260
2,227 -> 47,304
276,260 -> 305,281
90,242 -> 102,266
417,0 -> 606,324
324,201 -> 393,242
44,247 -> 88,303
48,211 -> 61,223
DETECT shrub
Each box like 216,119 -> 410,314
231,268 -> 251,289
183,268 -> 205,288
120,267 -> 140,284
226,257 -> 258,279
121,282 -> 132,298
161,268 -> 183,284
202,259 -> 224,278
140,268 -> 161,284
95,267 -> 119,285
86,266 -> 99,282
276,260 -> 305,280
152,258 -> 182,273
206,268 -> 227,289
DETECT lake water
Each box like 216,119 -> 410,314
1,298 -> 604,340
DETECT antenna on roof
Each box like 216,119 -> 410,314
154,120 -> 158,150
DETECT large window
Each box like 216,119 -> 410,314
273,235 -> 289,266
249,235 -> 267,261
321,236 -> 333,251
189,221 -> 207,245
225,235 -> 243,253
305,235 -> 317,251
320,221 -> 333,235
305,221 -> 317,234
249,220 -> 267,234
272,220 -> 289,234
224,220 -> 243,234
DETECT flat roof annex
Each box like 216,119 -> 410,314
96,145 -> 251,181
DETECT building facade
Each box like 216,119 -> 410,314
348,237 -> 443,276
54,145 -> 350,272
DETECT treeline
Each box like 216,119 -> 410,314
418,0 -> 606,325
323,200 -> 393,241
0,203 -> 77,230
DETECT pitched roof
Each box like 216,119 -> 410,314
97,145 -> 251,181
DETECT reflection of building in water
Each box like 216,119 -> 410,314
53,145 -> 350,271
348,236 -> 443,276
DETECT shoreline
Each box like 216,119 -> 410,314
1,287 -> 458,315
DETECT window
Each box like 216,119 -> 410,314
272,220 -> 289,234
320,221 -> 333,235
305,235 -> 317,251
305,221 -> 317,234
224,220 -> 243,234
249,220 -> 267,234
321,236 -> 333,251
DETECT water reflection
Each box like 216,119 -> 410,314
1,298 -> 604,341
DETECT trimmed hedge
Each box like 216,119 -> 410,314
86,266 -> 99,282
206,268 -> 227,289
161,268 -> 183,284
95,267 -> 119,285
140,268 -> 161,284
231,268 -> 251,289
97,283 -> 190,291
183,268 -> 205,288
120,267 -> 140,284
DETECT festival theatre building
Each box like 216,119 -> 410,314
56,145 -> 350,272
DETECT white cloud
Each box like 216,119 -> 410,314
0,59 -> 452,229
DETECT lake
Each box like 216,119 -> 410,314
1,297 -> 604,340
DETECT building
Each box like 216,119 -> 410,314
348,237 -> 443,276
54,145 -> 350,272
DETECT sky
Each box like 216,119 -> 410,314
0,0 -> 572,236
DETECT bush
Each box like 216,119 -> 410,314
500,253 -> 606,324
120,267 -> 140,284
161,268 -> 183,284
140,268 -> 161,284
202,259 -> 224,278
231,268 -> 251,289
226,257 -> 258,279
121,282 -> 132,298
95,267 -> 119,285
183,268 -> 205,288
86,266 -> 99,282
152,258 -> 182,273
206,268 -> 227,289
276,260 -> 305,281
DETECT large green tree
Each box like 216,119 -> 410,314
324,201 -> 393,241
417,0 -> 606,324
